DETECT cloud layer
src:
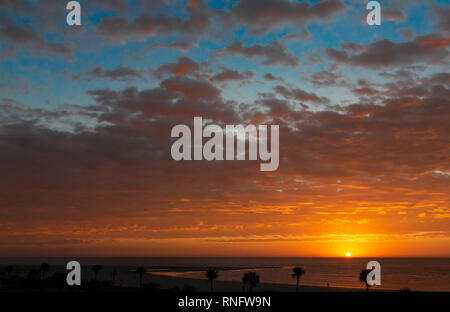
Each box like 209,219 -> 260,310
0,0 -> 449,256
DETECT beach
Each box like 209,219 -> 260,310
143,273 -> 360,292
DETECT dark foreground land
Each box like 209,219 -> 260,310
1,266 -> 448,311
0,291 -> 448,312
1,262 -> 448,312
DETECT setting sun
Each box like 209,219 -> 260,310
346,252 -> 352,257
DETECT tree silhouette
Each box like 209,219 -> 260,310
27,268 -> 40,284
40,263 -> 50,280
291,267 -> 306,292
243,272 -> 260,292
136,267 -> 147,288
111,269 -> 118,285
242,272 -> 249,292
4,265 -> 13,278
205,268 -> 219,292
92,265 -> 103,281
359,269 -> 372,292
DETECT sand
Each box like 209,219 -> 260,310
143,273 -> 364,292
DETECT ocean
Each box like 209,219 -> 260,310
1,257 -> 449,292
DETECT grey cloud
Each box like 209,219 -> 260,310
211,69 -> 254,83
221,0 -> 347,35
274,85 -> 330,104
0,24 -> 73,59
86,67 -> 146,82
215,41 -> 299,67
384,7 -> 406,23
326,34 -> 449,69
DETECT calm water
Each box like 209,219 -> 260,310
1,257 -> 449,291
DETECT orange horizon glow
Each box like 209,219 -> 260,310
2,194 -> 450,257
3,234 -> 450,258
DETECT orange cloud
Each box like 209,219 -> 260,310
420,37 -> 450,50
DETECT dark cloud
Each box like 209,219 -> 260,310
340,42 -> 364,52
0,0 -> 65,30
427,72 -> 450,86
215,41 -> 299,67
221,0 -> 347,35
81,67 -> 147,82
326,34 -> 449,69
1,69 -> 450,249
378,70 -> 419,81
161,76 -> 220,101
86,76 -> 235,123
352,87 -> 381,96
95,1 -> 211,43
274,85 -> 330,104
153,56 -> 204,78
308,70 -> 344,87
434,6 -> 450,35
149,41 -> 193,52
264,73 -> 284,82
211,69 -> 254,83
0,23 -> 73,59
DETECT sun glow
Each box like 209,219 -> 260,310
346,252 -> 352,257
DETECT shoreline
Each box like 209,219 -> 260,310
145,273 -> 377,292
2,260 -> 448,292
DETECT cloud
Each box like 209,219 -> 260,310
0,23 -> 73,59
161,76 -> 220,101
1,0 -> 449,256
95,1 -> 211,43
308,70 -> 344,87
264,73 -> 284,82
420,37 -> 450,50
86,76 -> 236,123
274,85 -> 330,104
340,42 -> 364,52
434,6 -> 450,35
1,70 -> 450,252
215,41 -> 299,67
398,28 -> 414,39
77,66 -> 147,82
153,56 -> 204,78
221,0 -> 347,35
211,69 -> 254,83
383,7 -> 406,23
326,34 -> 449,69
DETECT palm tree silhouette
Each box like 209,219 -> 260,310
359,269 -> 372,292
4,265 -> 13,278
244,271 -> 259,293
291,267 -> 306,292
111,269 -> 118,285
242,272 -> 249,292
205,268 -> 219,292
40,263 -> 50,280
92,265 -> 103,281
135,267 -> 147,288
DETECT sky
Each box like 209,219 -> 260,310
0,0 -> 449,257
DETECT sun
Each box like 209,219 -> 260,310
345,252 -> 352,257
